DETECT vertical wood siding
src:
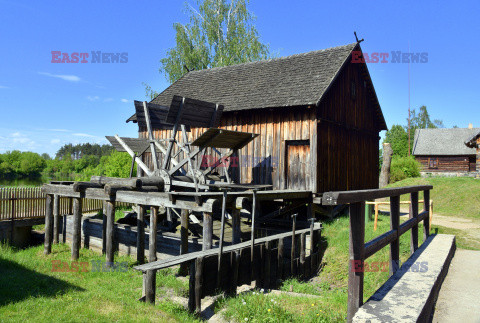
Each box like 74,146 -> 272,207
316,61 -> 380,192
140,106 -> 318,192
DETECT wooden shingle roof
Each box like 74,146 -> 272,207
128,42 -> 386,130
412,128 -> 480,156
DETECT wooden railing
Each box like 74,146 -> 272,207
322,185 -> 433,322
0,187 -> 131,221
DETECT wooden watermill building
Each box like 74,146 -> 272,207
128,42 -> 387,195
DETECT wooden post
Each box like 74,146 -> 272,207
145,270 -> 156,304
309,218 -> 316,274
217,191 -> 227,288
102,201 -> 107,254
300,232 -> 306,279
188,260 -> 196,313
179,209 -> 190,275
44,194 -> 54,255
202,212 -> 213,250
277,237 -> 284,282
410,192 -> 419,253
374,202 -> 379,231
149,206 -> 158,262
291,213 -> 297,276
136,205 -> 145,264
232,208 -> 241,244
424,190 -> 430,240
71,197 -> 82,261
250,190 -> 257,282
105,200 -> 115,266
347,202 -> 365,323
231,250 -> 240,295
264,240 -> 271,289
195,257 -> 204,314
53,194 -> 60,244
390,196 -> 400,275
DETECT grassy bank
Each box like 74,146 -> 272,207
387,177 -> 480,219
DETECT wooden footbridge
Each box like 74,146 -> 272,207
41,95 -> 451,321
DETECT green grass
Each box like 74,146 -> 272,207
387,177 -> 480,219
214,213 -> 422,322
0,243 -> 198,322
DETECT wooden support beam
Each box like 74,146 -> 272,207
423,190 -> 430,240
143,101 -> 159,171
231,250 -> 240,296
102,201 -> 107,254
347,202 -> 365,323
195,257 -> 203,314
278,237 -> 284,282
188,260 -> 196,313
216,191 -> 227,288
264,240 -> 272,289
137,205 -> 146,264
71,197 -> 83,261
145,270 -> 156,304
291,213 -> 297,276
179,209 -> 190,276
105,200 -> 115,266
410,192 -> 419,253
114,135 -> 153,176
232,208 -> 241,244
309,218 -> 316,274
300,232 -> 306,279
250,190 -> 257,282
44,194 -> 54,255
149,206 -> 159,262
53,194 -> 60,244
389,196 -> 400,275
202,212 -> 213,250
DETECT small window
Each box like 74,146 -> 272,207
351,81 -> 356,99
428,158 -> 438,169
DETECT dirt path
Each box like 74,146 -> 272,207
378,205 -> 480,248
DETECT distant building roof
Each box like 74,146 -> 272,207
412,128 -> 480,156
128,43 -> 387,130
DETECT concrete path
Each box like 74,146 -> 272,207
433,249 -> 480,323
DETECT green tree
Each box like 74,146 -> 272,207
383,125 -> 409,157
104,152 -> 136,178
146,0 -> 271,97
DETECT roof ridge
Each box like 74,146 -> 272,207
187,42 -> 357,74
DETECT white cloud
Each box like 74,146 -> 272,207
11,131 -> 22,137
38,72 -> 81,82
50,139 -> 61,144
73,133 -> 97,138
0,85 -> 9,89
48,128 -> 70,132
121,98 -> 130,103
103,97 -> 114,102
86,95 -> 100,101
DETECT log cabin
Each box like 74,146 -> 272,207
412,127 -> 479,174
127,42 -> 388,196
464,129 -> 480,175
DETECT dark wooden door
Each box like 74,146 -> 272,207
285,140 -> 310,190
469,157 -> 476,172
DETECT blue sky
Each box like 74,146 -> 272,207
1,0 -> 479,156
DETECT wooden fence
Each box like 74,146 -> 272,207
0,187 -> 132,221
322,185 -> 433,322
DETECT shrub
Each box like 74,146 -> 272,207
389,156 -> 421,183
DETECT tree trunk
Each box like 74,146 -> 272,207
379,143 -> 393,188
